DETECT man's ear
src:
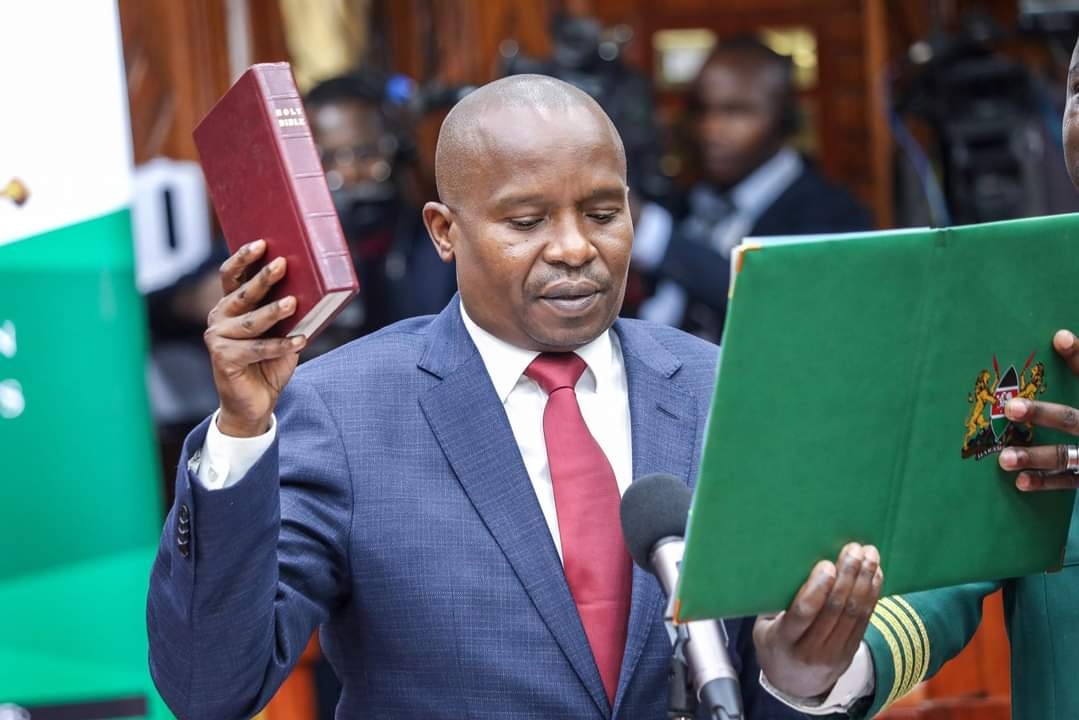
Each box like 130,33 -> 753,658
423,202 -> 456,263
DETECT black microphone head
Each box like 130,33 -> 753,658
620,473 -> 692,573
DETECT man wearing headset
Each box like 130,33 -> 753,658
641,37 -> 871,341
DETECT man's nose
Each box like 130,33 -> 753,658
543,216 -> 597,267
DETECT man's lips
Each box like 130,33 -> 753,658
538,281 -> 603,299
536,282 -> 605,313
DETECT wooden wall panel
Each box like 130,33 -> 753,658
119,0 -> 290,164
118,0 -> 231,163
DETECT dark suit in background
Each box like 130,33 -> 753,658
654,159 -> 872,341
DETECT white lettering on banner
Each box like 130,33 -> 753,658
0,320 -> 20,419
0,320 -> 14,358
0,379 -> 24,419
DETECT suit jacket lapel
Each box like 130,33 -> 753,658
417,301 -> 610,717
610,320 -> 701,715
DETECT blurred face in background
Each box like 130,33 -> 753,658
693,52 -> 789,189
1064,37 -> 1079,188
311,99 -> 398,197
311,99 -> 401,236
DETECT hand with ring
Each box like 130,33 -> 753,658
998,329 -> 1079,490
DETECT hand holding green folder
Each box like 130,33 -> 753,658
675,214 -> 1079,622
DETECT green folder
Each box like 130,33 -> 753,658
676,214 -> 1079,621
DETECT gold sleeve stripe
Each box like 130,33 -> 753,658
892,596 -> 931,687
873,601 -> 918,705
868,612 -> 907,711
885,598 -> 929,696
878,598 -> 927,699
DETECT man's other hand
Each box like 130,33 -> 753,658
1000,329 -> 1079,490
753,543 -> 883,699
204,239 -> 306,437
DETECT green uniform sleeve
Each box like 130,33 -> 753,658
857,581 -> 1003,718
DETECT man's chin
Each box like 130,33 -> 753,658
525,310 -> 613,352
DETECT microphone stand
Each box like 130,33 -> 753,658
667,622 -> 743,720
668,627 -> 697,719
654,540 -> 743,720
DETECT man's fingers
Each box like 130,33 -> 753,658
1015,470 -> 1079,492
216,256 -> 287,319
1000,445 -> 1075,472
798,543 -> 865,649
212,296 -> 297,339
838,566 -> 884,662
208,335 -> 306,369
1001,442 -> 1079,490
1005,398 -> 1079,435
219,240 -> 266,294
824,545 -> 880,650
1054,330 -> 1079,378
775,560 -> 837,645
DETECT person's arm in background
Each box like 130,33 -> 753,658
146,241 -> 352,719
856,582 -> 1002,717
751,541 -> 999,719
760,580 -> 1001,718
757,327 -> 1079,716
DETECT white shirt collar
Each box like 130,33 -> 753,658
459,300 -> 618,403
729,146 -> 803,217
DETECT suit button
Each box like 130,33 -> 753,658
178,503 -> 190,523
177,535 -> 190,558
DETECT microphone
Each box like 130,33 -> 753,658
620,473 -> 743,720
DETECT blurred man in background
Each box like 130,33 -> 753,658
304,73 -> 457,356
642,37 -> 871,341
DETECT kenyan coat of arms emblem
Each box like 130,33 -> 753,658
961,352 -> 1046,460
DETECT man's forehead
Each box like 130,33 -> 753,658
463,106 -> 622,184
475,104 -> 612,150
434,75 -> 626,206
697,55 -> 785,102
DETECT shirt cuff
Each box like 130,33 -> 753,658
760,641 -> 875,715
195,409 -> 277,490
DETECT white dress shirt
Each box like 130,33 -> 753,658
195,301 -> 634,561
761,642 -> 876,714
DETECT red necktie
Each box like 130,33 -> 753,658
525,352 -> 632,704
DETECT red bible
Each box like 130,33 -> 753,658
194,62 -> 358,339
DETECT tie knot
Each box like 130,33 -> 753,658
525,352 -> 587,395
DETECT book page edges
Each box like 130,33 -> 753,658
288,289 -> 354,338
729,242 -> 763,299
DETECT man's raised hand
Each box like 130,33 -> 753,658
204,240 -> 306,437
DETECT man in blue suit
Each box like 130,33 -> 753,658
147,74 -> 818,719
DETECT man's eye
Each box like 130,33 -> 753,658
509,218 -> 543,230
588,211 -> 619,223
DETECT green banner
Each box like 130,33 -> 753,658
0,210 -> 168,716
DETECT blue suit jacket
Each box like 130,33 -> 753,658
147,300 -> 807,719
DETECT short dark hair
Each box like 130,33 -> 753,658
305,72 -> 386,109
305,72 -> 418,164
